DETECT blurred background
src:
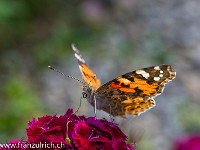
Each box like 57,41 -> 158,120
0,0 -> 200,149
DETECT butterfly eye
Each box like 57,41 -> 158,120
83,93 -> 87,98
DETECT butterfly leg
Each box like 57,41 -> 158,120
94,96 -> 97,119
74,95 -> 83,114
109,104 -> 114,123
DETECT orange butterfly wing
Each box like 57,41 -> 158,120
95,65 -> 176,117
72,44 -> 101,91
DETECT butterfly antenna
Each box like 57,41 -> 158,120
48,66 -> 85,84
94,96 -> 97,119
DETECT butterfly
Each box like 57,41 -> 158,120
72,44 -> 176,118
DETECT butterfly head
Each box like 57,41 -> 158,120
82,84 -> 94,102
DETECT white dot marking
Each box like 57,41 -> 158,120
136,70 -> 146,74
154,77 -> 160,81
154,66 -> 160,70
75,53 -> 85,63
142,73 -> 150,79
159,74 -> 163,77
160,70 -> 163,73
136,70 -> 150,79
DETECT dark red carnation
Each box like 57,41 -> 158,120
172,134 -> 200,150
1,109 -> 135,150
72,122 -> 108,150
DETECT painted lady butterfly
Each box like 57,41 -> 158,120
72,44 -> 176,118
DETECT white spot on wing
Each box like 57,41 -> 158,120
142,73 -> 150,79
159,74 -> 163,77
72,44 -> 79,53
136,70 -> 146,74
154,66 -> 160,70
154,77 -> 160,81
75,53 -> 85,63
160,70 -> 163,73
136,70 -> 150,79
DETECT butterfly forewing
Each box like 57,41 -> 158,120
72,44 -> 101,90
